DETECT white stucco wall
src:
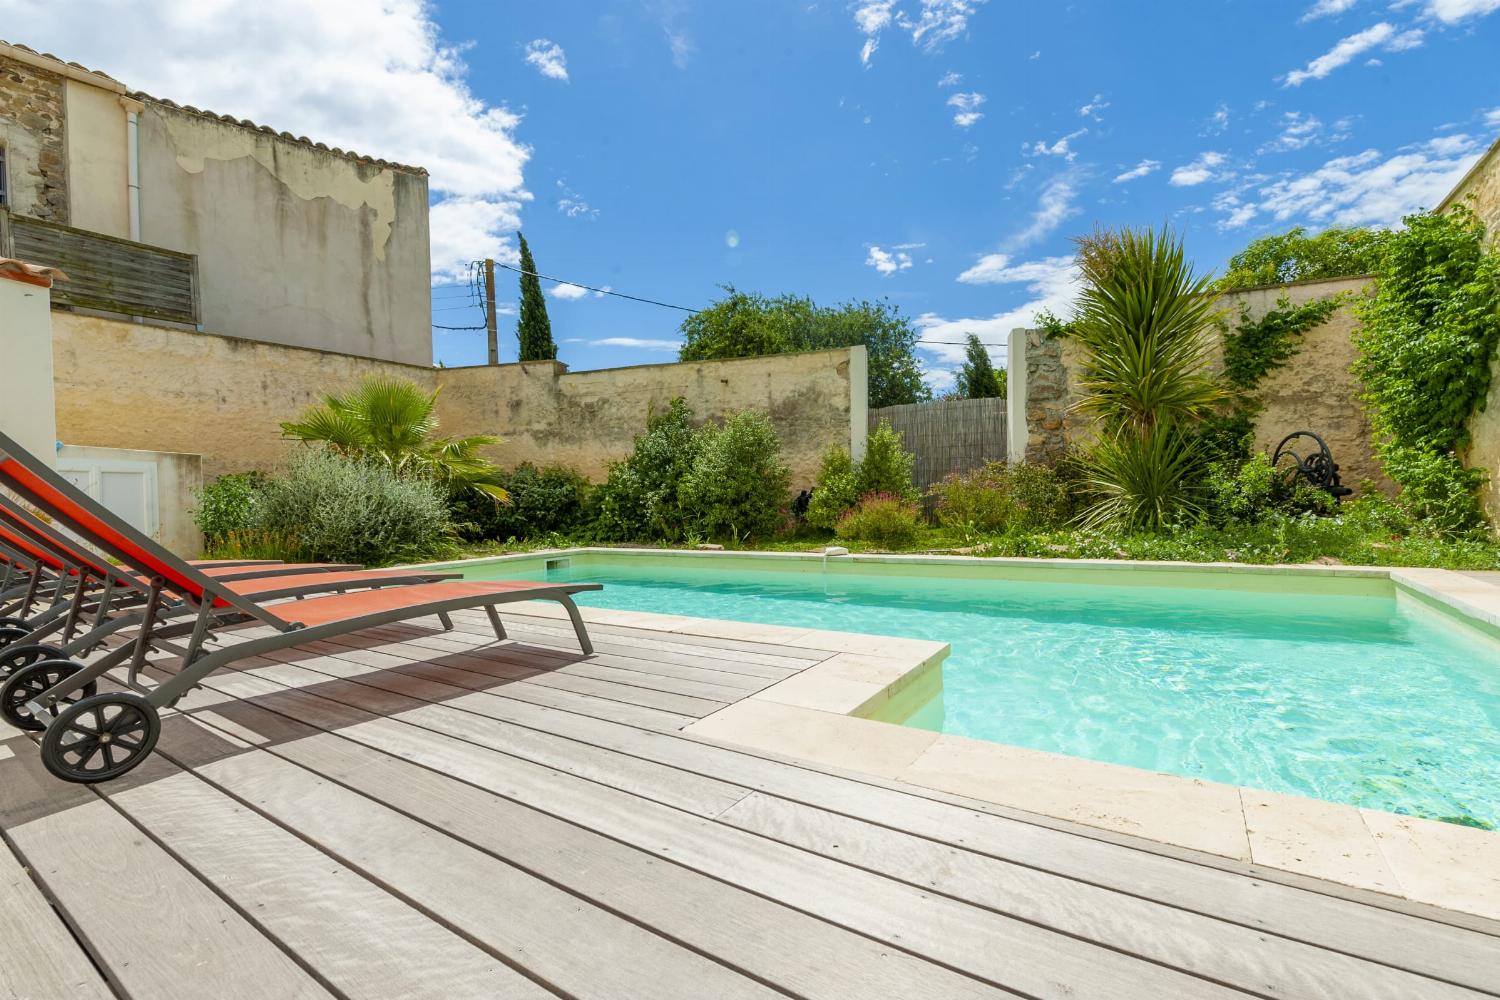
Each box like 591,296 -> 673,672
62,78 -> 130,238
0,272 -> 58,466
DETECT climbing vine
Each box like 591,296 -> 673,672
1353,206 -> 1500,533
1222,295 -> 1342,391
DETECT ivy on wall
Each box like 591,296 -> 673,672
1353,206 -> 1500,532
1222,295 -> 1341,392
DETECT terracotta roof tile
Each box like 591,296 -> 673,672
0,258 -> 69,281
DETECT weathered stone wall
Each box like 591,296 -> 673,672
1441,137 -> 1500,244
136,102 -> 434,366
0,52 -> 68,222
1017,276 -> 1388,491
49,313 -> 861,488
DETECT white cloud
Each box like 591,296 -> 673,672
851,0 -> 984,63
866,245 -> 915,275
1170,151 -> 1228,186
1215,135 -> 1483,230
523,39 -> 568,81
592,337 -> 681,352
555,179 -> 598,220
1282,22 -> 1421,86
1113,159 -> 1161,183
1302,0 -> 1359,21
1014,174 -> 1080,245
0,0 -> 533,283
1204,102 -> 1231,135
915,254 -> 1079,366
1260,111 -> 1325,152
1425,0 -> 1500,23
938,70 -> 963,86
1484,107 -> 1500,126
1078,94 -> 1109,119
549,282 -> 589,300
1026,128 -> 1087,162
947,91 -> 986,128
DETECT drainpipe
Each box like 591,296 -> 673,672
120,97 -> 145,241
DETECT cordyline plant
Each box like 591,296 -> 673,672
1070,226 -> 1225,529
280,377 -> 508,502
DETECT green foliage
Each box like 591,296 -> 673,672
449,464 -> 591,542
806,447 -> 861,530
1222,295 -> 1341,391
1379,446 -> 1488,535
1190,408 -> 1256,470
192,472 -> 265,545
1034,309 -> 1076,339
929,462 -> 1068,535
1071,227 -> 1225,529
254,450 -> 454,565
677,286 -> 930,408
678,411 -> 791,542
1217,226 -> 1389,291
834,493 -> 923,548
1353,207 -> 1500,533
591,398 -> 702,542
857,420 -> 918,500
516,233 -> 557,361
956,334 -> 1006,398
280,376 -> 506,501
1201,452 -> 1335,526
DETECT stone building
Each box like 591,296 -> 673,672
0,39 -> 433,366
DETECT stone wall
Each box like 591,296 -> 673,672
1441,136 -> 1500,244
49,313 -> 862,488
0,52 -> 68,222
1014,275 -> 1389,491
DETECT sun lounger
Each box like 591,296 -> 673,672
0,431 -> 599,783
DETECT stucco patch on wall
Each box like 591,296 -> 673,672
0,53 -> 68,222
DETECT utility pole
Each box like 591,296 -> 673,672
483,258 -> 499,365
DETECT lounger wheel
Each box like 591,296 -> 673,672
0,621 -> 32,648
40,693 -> 160,784
0,660 -> 98,732
0,643 -> 67,681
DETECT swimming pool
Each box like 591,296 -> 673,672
449,551 -> 1500,829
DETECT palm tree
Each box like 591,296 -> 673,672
1071,227 -> 1224,529
281,378 -> 508,501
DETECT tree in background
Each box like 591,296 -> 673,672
677,286 -> 930,408
1216,226 -> 1389,291
516,234 -> 557,361
955,333 -> 1006,399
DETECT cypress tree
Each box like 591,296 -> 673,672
516,233 -> 557,361
956,333 -> 1005,399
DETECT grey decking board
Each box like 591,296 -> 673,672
719,792 -> 1486,1000
0,752 -> 332,1000
104,764 -> 548,1000
196,651 -> 1494,999
181,746 -> 782,1000
267,728 -> 1012,1000
520,670 -> 729,715
0,826 -> 117,1000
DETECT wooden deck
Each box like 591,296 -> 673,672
2,607 -> 1498,999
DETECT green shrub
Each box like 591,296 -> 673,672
192,472 -> 265,545
806,447 -> 861,529
256,450 -> 453,565
450,464 -> 591,542
1201,452 -> 1335,526
679,411 -> 791,541
201,528 -> 304,562
591,398 -> 701,542
930,462 -> 1069,536
835,492 -> 923,547
1381,446 -> 1488,535
858,421 -> 917,500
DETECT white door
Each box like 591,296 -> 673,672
55,460 -> 159,540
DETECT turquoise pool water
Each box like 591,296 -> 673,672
455,554 -> 1500,828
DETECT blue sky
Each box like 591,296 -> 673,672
9,0 -> 1499,386
433,0 -> 1499,383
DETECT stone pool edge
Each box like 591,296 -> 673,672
424,549 -> 1500,922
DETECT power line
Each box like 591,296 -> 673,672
490,261 -> 698,313
432,322 -> 486,331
